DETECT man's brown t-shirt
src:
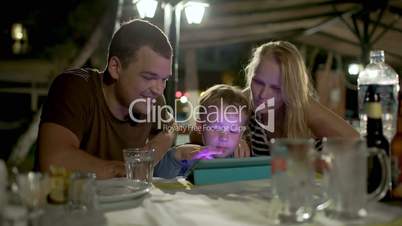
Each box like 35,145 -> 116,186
40,68 -> 163,161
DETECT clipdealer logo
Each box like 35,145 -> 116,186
254,97 -> 275,132
127,97 -> 274,132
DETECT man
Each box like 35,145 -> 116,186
38,19 -> 175,179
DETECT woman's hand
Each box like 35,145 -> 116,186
234,139 -> 251,158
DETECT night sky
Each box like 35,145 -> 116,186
0,0 -> 108,59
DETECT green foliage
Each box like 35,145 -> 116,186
44,0 -> 110,69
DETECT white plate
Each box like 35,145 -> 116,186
96,178 -> 151,203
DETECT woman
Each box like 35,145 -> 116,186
244,41 -> 359,155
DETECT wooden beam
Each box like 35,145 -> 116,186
314,19 -> 360,43
365,18 -> 402,34
297,32 -> 362,57
183,3 -> 357,29
182,30 -> 303,49
318,15 -> 402,60
302,6 -> 361,36
181,17 -> 323,43
320,32 -> 402,61
297,32 -> 402,66
210,0 -> 335,15
372,14 -> 401,44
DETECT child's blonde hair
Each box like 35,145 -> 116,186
198,84 -> 251,124
245,41 -> 315,138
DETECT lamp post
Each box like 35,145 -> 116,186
134,0 -> 208,110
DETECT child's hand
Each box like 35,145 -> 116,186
192,147 -> 225,160
174,145 -> 224,160
234,139 -> 251,158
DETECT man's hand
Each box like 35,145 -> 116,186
96,160 -> 126,179
234,139 -> 251,158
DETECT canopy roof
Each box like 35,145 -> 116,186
180,0 -> 402,68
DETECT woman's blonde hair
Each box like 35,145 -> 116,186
245,41 -> 314,138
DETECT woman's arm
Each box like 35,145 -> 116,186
307,99 -> 360,138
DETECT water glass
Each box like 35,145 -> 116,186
321,138 -> 390,220
123,148 -> 154,185
269,139 -> 317,223
16,172 -> 50,211
67,171 -> 97,211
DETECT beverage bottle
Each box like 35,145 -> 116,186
365,85 -> 391,199
358,50 -> 399,141
391,90 -> 402,199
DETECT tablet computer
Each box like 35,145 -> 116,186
186,156 -> 271,185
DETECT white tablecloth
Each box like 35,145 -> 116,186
101,178 -> 402,226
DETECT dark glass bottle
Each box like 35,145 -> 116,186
391,90 -> 402,199
365,85 -> 391,198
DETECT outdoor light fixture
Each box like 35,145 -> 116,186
183,1 -> 209,24
135,0 -> 158,18
11,23 -> 28,55
11,23 -> 24,41
134,0 -> 209,108
134,0 -> 208,24
348,63 -> 363,75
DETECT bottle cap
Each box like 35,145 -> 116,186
370,50 -> 385,62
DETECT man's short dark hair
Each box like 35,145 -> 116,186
107,19 -> 172,68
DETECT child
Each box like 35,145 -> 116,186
154,84 -> 251,178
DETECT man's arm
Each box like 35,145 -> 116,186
146,129 -> 176,165
38,122 -> 125,179
307,99 -> 360,138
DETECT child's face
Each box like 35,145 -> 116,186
201,110 -> 245,158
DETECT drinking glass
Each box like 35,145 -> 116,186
67,171 -> 97,212
123,148 -> 154,185
269,139 -> 318,223
16,172 -> 49,211
321,138 -> 390,220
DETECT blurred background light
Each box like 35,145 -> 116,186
135,0 -> 158,18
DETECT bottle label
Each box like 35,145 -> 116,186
366,103 -> 382,119
391,156 -> 402,198
391,156 -> 400,185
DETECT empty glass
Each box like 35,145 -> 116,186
321,138 -> 390,220
269,139 -> 318,224
123,148 -> 154,185
16,172 -> 50,211
67,171 -> 97,212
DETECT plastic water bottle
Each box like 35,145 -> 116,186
358,50 -> 400,141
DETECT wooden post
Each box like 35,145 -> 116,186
184,48 -> 199,127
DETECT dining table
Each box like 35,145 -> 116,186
36,177 -> 402,226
